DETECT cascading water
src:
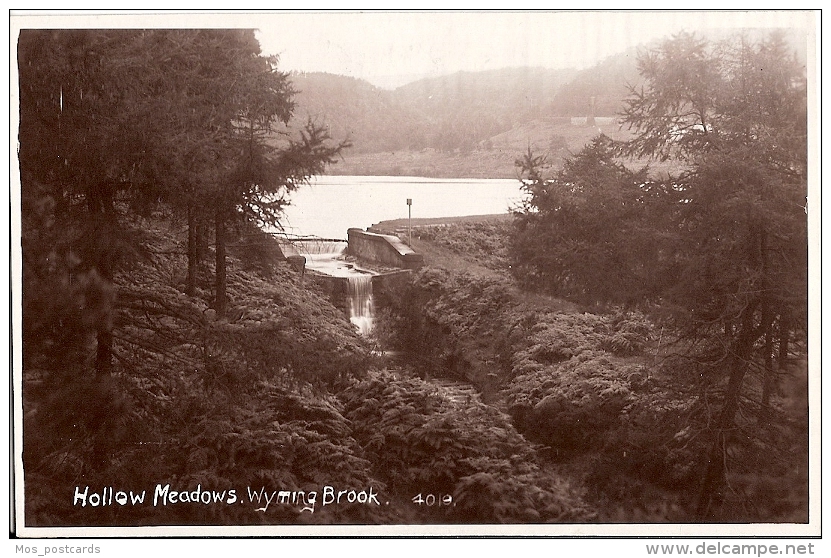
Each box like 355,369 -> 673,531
346,275 -> 374,336
294,240 -> 347,264
289,238 -> 376,336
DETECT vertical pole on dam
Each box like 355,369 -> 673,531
406,198 -> 412,246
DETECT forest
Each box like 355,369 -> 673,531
15,28 -> 809,530
288,29 -> 807,178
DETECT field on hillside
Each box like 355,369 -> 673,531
328,118 -> 681,179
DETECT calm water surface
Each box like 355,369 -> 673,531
275,175 -> 525,240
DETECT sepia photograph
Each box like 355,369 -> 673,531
9,9 -> 819,542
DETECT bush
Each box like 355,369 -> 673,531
507,311 -> 609,377
599,310 -> 654,356
414,221 -> 512,271
339,371 -> 596,523
376,267 -> 515,383
505,355 -> 634,451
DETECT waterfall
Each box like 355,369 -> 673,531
285,237 -> 376,335
346,275 -> 374,335
293,239 -> 347,257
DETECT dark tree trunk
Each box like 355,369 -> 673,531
89,180 -> 117,379
758,228 -> 774,422
762,310 -> 792,414
695,300 -> 760,521
186,204 -> 197,297
88,180 -> 119,470
215,210 -> 227,318
759,320 -> 775,423
197,218 -> 209,261
696,224 -> 768,520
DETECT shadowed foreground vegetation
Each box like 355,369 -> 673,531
24,212 -> 601,526
18,28 -> 809,529
375,219 -> 808,523
28,208 -> 807,526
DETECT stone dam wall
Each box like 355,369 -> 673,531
346,228 -> 423,270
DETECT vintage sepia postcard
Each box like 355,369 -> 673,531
9,9 -> 821,547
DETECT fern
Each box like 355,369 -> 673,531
340,371 -> 595,522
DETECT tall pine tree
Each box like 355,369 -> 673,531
621,31 -> 808,519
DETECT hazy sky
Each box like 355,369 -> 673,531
10,10 -> 817,89
253,11 -> 814,88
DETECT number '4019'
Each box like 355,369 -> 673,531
411,493 -> 453,506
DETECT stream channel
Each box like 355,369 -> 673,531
278,175 -> 522,399
292,239 -> 485,409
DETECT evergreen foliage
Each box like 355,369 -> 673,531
18,30 -> 355,526
340,371 -> 596,523
16,27 -> 810,528
510,135 -> 671,305
507,31 -> 809,521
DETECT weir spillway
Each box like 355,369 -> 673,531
277,231 -> 422,336
282,238 -> 377,335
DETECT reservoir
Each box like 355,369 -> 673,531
276,175 -> 525,240
277,175 -> 524,335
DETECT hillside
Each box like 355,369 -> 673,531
391,67 -> 578,152
290,67 -> 581,153
288,57 -> 639,177
289,30 -> 808,179
23,211 -> 601,526
549,48 -> 643,116
289,72 -> 423,154
326,117 -> 635,179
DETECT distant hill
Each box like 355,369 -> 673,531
289,72 -> 418,154
549,49 -> 643,117
287,62 -> 638,177
391,67 -> 578,152
285,29 -> 808,178
289,67 -> 582,155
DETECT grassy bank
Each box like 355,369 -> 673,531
372,217 -> 809,523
